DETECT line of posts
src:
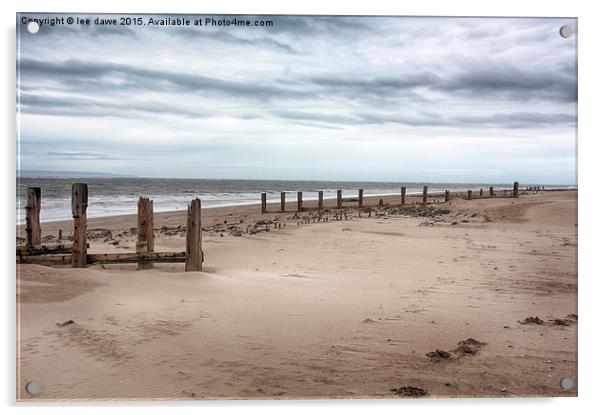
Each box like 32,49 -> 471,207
260,182 -> 521,213
23,184 -> 204,271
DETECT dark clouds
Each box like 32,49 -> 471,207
16,14 -> 577,182
19,54 -> 576,126
440,65 -> 576,103
19,58 -> 297,99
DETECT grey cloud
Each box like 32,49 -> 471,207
46,151 -> 133,160
175,28 -> 297,53
272,107 -> 574,129
453,112 -> 576,129
356,111 -> 575,129
302,64 -> 576,103
441,65 -> 577,103
307,72 -> 440,92
20,58 -> 303,100
271,109 -> 361,125
19,92 -> 215,119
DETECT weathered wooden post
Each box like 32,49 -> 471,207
297,191 -> 303,212
318,190 -> 324,210
358,189 -> 364,207
401,186 -> 406,205
422,186 -> 428,205
467,190 -> 472,200
489,186 -> 494,197
513,182 -> 519,198
137,197 -> 154,270
337,190 -> 343,209
479,188 -> 483,197
444,190 -> 450,202
185,198 -> 202,272
25,187 -> 41,248
261,193 -> 267,214
280,192 -> 286,212
71,183 -> 88,268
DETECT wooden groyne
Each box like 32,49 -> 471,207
258,182 -> 530,213
18,185 -> 204,271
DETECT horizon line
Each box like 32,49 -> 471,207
17,170 -> 576,187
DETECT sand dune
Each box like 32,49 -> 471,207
17,190 -> 577,400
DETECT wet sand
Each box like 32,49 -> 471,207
16,190 -> 578,400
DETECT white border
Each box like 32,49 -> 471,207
3,1 -> 600,414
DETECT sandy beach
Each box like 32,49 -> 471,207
16,190 -> 578,400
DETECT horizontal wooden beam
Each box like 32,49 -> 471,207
88,252 -> 186,264
18,251 -> 188,266
17,254 -> 72,266
16,244 -> 72,256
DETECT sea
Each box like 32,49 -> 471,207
16,177 -> 575,224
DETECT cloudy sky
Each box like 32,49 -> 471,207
17,15 -> 577,184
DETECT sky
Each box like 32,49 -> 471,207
17,15 -> 577,184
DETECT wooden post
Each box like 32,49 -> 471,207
401,187 -> 406,205
137,197 -> 154,270
444,190 -> 450,202
479,188 -> 483,197
467,190 -> 472,200
489,186 -> 494,197
358,189 -> 364,207
337,190 -> 342,209
261,193 -> 267,214
25,187 -> 41,248
280,192 -> 286,212
318,191 -> 324,210
513,182 -> 519,198
297,191 -> 303,212
422,186 -> 428,205
185,198 -> 202,272
71,183 -> 88,268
